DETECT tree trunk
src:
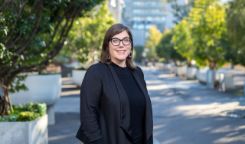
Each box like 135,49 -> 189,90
208,60 -> 217,89
209,60 -> 216,70
0,84 -> 12,115
187,60 -> 192,67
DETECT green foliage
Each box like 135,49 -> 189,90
156,30 -> 184,63
0,103 -> 46,121
145,25 -> 162,60
9,75 -> 28,93
0,0 -> 104,115
188,0 -> 227,69
172,19 -> 194,62
226,0 -> 245,66
59,1 -> 115,64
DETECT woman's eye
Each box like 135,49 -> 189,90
112,39 -> 119,43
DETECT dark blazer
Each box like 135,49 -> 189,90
76,62 -> 153,144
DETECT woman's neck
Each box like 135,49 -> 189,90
111,59 -> 126,68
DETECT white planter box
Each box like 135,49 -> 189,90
223,75 -> 245,91
10,74 -> 61,105
0,114 -> 48,144
171,66 -> 177,75
216,68 -> 233,91
176,66 -> 187,77
207,70 -> 216,88
165,63 -> 172,70
217,70 -> 245,91
186,67 -> 197,79
10,74 -> 61,125
72,70 -> 86,86
197,67 -> 209,83
165,63 -> 177,74
215,68 -> 231,82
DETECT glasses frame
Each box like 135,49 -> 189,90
110,37 -> 131,46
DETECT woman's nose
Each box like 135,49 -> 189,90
118,41 -> 124,47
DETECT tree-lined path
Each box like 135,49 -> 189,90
49,66 -> 245,144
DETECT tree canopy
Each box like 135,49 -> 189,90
0,0 -> 104,115
188,0 -> 227,69
226,0 -> 245,66
59,1 -> 115,65
145,25 -> 162,60
156,30 -> 184,64
172,18 -> 194,64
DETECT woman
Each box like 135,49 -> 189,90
76,23 -> 153,144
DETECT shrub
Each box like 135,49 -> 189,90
0,103 -> 46,122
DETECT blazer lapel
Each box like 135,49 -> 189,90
107,64 -> 133,138
131,69 -> 153,141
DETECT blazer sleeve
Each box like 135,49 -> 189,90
76,66 -> 104,144
137,67 -> 153,144
137,67 -> 148,89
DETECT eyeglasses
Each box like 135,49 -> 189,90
110,37 -> 131,46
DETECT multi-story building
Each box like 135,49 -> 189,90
122,0 -> 166,46
122,0 -> 189,46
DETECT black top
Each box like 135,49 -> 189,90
111,62 -> 146,144
76,62 -> 153,144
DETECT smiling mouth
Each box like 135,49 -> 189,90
116,50 -> 126,54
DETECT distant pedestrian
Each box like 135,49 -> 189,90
76,23 -> 153,144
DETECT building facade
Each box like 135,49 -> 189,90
122,0 -> 189,46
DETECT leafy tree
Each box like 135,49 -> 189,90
0,0 -> 104,115
226,0 -> 245,66
188,0 -> 227,69
172,18 -> 194,66
145,25 -> 162,61
58,1 -> 115,66
156,30 -> 184,65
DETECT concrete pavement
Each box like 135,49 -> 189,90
143,66 -> 245,144
48,66 -> 245,144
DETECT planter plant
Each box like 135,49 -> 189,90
10,72 -> 62,125
0,103 -> 48,144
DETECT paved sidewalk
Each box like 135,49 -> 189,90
48,66 -> 245,144
48,78 -> 81,144
142,66 -> 245,144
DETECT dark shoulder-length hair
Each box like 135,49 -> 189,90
100,23 -> 136,69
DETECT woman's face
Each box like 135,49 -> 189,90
108,30 -> 132,65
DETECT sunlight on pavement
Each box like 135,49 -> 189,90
61,89 -> 80,97
175,102 -> 245,117
158,73 -> 176,78
214,134 -> 245,144
210,125 -> 245,134
49,134 -> 75,141
148,84 -> 169,90
147,80 -> 165,85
